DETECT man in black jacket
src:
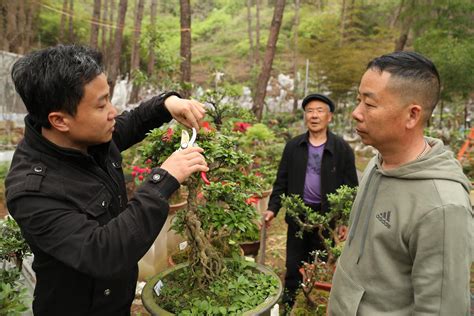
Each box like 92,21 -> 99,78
263,93 -> 358,310
5,45 -> 208,316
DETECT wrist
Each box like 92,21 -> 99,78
164,95 -> 180,109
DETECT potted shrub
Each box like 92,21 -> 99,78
139,120 -> 283,315
0,216 -> 32,315
281,185 -> 357,310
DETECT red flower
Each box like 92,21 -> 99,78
245,196 -> 259,205
233,122 -> 252,133
131,171 -> 137,177
145,159 -> 152,164
200,121 -> 214,133
161,128 -> 174,142
138,175 -> 144,181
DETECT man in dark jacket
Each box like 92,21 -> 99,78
263,93 -> 358,310
5,44 -> 208,316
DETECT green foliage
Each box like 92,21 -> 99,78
0,217 -> 31,315
0,217 -> 31,265
0,270 -> 30,316
156,260 -> 279,315
282,185 -> 358,264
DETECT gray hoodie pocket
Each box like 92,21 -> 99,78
328,264 -> 365,316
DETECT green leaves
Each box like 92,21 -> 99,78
156,261 -> 279,315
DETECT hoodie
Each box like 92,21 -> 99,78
328,137 -> 473,316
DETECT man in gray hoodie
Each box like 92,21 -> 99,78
328,51 -> 473,315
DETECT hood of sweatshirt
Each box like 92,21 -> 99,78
347,137 -> 472,263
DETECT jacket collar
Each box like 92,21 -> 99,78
297,130 -> 336,155
24,115 -> 110,162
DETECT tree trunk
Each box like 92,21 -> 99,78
180,0 -> 192,98
394,0 -> 415,51
68,0 -> 74,43
107,0 -> 116,70
16,0 -> 26,54
339,0 -> 346,46
59,0 -> 68,42
292,0 -> 300,113
394,0 -> 414,51
252,0 -> 286,121
247,0 -> 254,68
101,0 -> 109,53
129,0 -> 145,103
390,0 -> 405,29
109,0 -> 128,97
255,0 -> 261,65
24,0 -> 38,52
0,2 -> 5,50
6,1 -> 18,52
90,0 -> 102,49
147,0 -> 158,76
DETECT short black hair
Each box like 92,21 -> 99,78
367,51 -> 440,123
11,44 -> 104,128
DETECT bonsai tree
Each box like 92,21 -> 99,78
281,185 -> 357,266
281,185 -> 357,309
139,119 -> 280,314
0,216 -> 32,315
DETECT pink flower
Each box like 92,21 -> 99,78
131,171 -> 137,177
138,175 -> 144,181
145,159 -> 152,164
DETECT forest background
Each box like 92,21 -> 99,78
1,0 -> 473,128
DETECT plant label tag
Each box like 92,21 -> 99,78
154,280 -> 164,296
179,241 -> 188,251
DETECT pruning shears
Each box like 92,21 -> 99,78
179,127 -> 211,185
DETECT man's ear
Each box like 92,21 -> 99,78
406,104 -> 422,129
48,112 -> 70,132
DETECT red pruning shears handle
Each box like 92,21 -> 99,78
201,171 -> 210,185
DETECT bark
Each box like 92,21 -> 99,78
129,0 -> 145,103
394,0 -> 415,51
0,2 -> 5,50
24,0 -> 38,51
180,0 -> 192,98
339,0 -> 346,46
292,0 -> 300,113
390,0 -> 405,29
68,0 -> 74,43
6,1 -> 18,51
90,0 -> 102,49
255,0 -> 261,65
247,0 -> 254,68
107,0 -> 116,70
16,0 -> 26,54
101,0 -> 108,53
252,0 -> 286,121
109,0 -> 128,97
147,0 -> 158,76
59,0 -> 68,42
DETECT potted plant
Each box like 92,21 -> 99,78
139,120 -> 283,315
281,185 -> 357,310
0,216 -> 32,315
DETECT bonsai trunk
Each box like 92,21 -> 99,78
184,178 -> 223,287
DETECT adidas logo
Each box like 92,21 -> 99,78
376,211 -> 391,229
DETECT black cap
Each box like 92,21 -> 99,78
302,93 -> 335,112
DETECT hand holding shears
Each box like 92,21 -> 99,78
178,128 -> 210,185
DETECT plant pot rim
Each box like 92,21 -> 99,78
142,260 -> 283,315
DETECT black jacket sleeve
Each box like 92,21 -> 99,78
7,168 -> 179,279
267,142 -> 291,216
112,92 -> 180,152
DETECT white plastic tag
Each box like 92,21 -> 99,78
179,241 -> 188,251
154,280 -> 164,296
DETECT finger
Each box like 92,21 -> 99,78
190,100 -> 206,115
180,146 -> 204,154
181,110 -> 199,130
186,156 -> 207,168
